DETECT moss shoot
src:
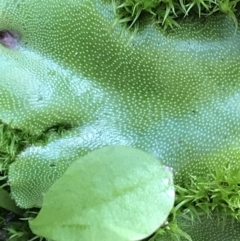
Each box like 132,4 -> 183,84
112,0 -> 240,30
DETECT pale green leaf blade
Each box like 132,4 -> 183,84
29,146 -> 175,241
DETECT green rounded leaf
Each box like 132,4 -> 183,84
29,146 -> 175,241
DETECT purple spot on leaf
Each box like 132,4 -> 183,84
0,30 -> 19,49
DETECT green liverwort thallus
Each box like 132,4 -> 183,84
0,0 -> 240,240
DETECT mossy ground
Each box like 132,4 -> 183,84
112,0 -> 240,30
0,121 -> 240,241
1,0 -> 240,240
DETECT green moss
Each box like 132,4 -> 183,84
152,163 -> 240,240
0,121 -> 72,174
112,0 -> 240,30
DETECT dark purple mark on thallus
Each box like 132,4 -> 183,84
0,30 -> 19,48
